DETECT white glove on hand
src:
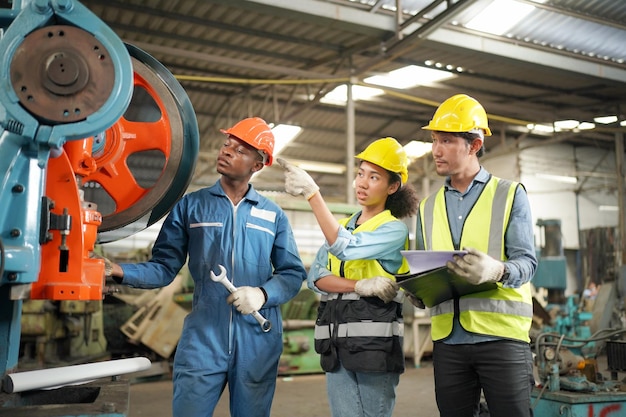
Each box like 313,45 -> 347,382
446,247 -> 504,285
227,286 -> 265,315
354,277 -> 399,303
276,158 -> 320,200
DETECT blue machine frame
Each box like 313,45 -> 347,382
0,0 -> 132,378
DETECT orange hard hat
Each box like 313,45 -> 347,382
220,117 -> 275,166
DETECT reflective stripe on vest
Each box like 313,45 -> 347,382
420,176 -> 532,342
317,210 -> 407,347
321,292 -> 404,303
314,320 -> 404,340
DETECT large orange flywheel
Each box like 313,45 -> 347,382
83,64 -> 175,216
33,44 -> 198,300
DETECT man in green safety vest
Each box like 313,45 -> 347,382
415,94 -> 537,417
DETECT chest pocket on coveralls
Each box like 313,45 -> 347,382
243,222 -> 275,270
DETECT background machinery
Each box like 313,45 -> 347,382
0,0 -> 199,415
531,220 -> 626,416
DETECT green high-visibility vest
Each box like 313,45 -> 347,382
327,210 -> 410,280
420,176 -> 533,343
315,210 -> 408,373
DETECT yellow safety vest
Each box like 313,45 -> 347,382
420,176 -> 533,343
314,210 -> 409,373
327,210 -> 410,280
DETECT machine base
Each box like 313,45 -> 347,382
0,378 -> 130,417
532,387 -> 626,417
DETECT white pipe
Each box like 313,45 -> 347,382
3,357 -> 151,393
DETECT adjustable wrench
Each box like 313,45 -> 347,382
210,265 -> 271,332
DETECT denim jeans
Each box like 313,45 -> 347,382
326,362 -> 400,417
433,340 -> 535,417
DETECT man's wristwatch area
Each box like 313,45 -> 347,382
500,264 -> 510,282
103,257 -> 113,279
103,257 -> 124,284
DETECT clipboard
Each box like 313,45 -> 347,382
401,250 -> 466,275
396,250 -> 497,307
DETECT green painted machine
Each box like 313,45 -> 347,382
532,325 -> 626,416
531,220 -> 626,416
279,288 -> 323,375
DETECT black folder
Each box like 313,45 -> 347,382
396,266 -> 497,308
396,250 -> 497,307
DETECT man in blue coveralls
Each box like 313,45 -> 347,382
107,117 -> 307,417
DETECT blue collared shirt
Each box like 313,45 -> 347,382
416,167 -> 537,343
307,211 -> 408,294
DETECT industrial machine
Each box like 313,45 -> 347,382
0,0 -> 199,415
534,219 -> 568,306
530,220 -> 626,416
532,219 -> 596,353
532,327 -> 626,416
278,288 -> 323,375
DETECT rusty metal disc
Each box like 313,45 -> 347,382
10,25 -> 115,123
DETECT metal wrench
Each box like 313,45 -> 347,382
210,265 -> 271,332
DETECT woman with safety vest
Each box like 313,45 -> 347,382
415,94 -> 537,417
278,137 -> 419,417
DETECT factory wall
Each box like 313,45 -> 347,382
485,141 -> 619,250
485,140 -> 620,296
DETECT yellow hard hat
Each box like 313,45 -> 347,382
355,137 -> 408,184
422,94 -> 492,136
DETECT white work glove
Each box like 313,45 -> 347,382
227,286 -> 265,315
354,277 -> 399,303
276,158 -> 320,200
446,247 -> 504,285
403,291 -> 425,309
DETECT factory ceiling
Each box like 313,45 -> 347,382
79,0 -> 626,203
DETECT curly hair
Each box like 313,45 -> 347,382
385,171 -> 420,219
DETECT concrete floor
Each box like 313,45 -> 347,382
127,360 -> 439,417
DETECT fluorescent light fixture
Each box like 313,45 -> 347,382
594,115 -> 618,124
621,120 -> 626,127
271,124 -> 302,155
577,122 -> 595,130
599,205 -> 618,212
425,60 -> 464,73
528,120 -> 595,133
404,140 -> 431,160
527,123 -> 554,133
365,65 -> 455,89
535,173 -> 577,184
290,159 -> 346,174
554,120 -> 580,130
321,84 -> 384,105
465,0 -> 535,36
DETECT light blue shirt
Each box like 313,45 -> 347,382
416,167 -> 537,343
308,211 -> 408,294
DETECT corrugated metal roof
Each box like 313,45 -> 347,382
78,0 -> 626,200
